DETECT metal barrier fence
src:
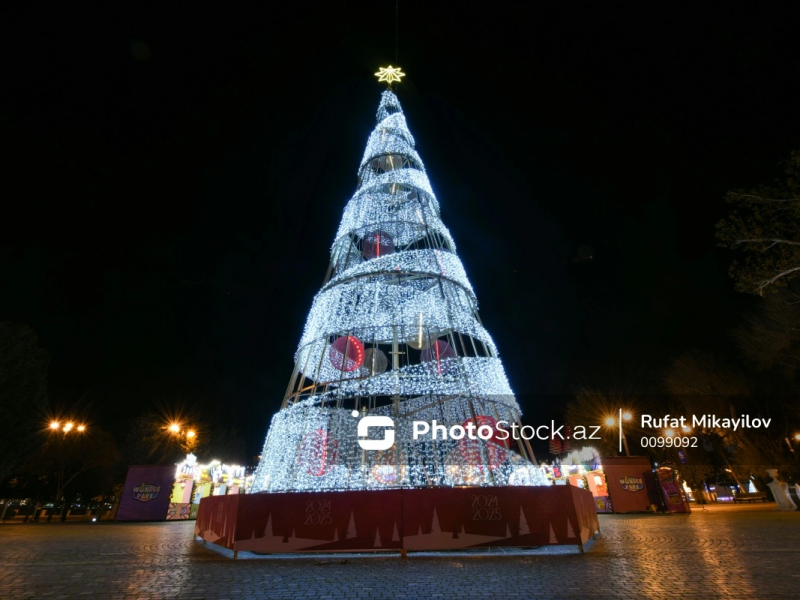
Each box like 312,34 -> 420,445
0,499 -> 116,523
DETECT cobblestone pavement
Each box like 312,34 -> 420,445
1,503 -> 799,599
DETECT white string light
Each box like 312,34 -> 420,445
252,90 -> 547,492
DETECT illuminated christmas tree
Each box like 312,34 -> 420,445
252,71 -> 547,492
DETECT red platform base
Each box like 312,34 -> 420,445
195,485 -> 600,554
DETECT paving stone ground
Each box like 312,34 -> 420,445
1,503 -> 799,599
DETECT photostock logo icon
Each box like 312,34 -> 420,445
353,411 -> 394,450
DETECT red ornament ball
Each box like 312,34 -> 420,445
362,230 -> 394,259
329,335 -> 365,372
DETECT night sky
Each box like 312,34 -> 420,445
5,3 -> 800,457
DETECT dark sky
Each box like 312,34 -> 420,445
5,2 -> 800,457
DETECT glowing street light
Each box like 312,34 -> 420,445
168,423 -> 181,433
787,434 -> 800,463
48,420 -> 85,434
603,410 -> 632,456
682,425 -> 692,433
186,430 -> 196,439
665,428 -> 675,438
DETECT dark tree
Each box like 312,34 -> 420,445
23,427 -> 120,501
203,426 -> 247,464
734,286 -> 800,382
0,322 -> 50,485
663,351 -> 751,398
717,150 -> 800,295
123,410 -> 202,466
660,352 -> 793,489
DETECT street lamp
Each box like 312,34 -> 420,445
48,420 -> 87,436
786,434 -> 800,463
43,419 -> 88,522
603,411 -> 632,456
162,421 -> 198,456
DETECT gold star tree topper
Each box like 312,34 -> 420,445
375,65 -> 406,86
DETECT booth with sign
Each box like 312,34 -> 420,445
656,464 -> 691,513
116,465 -> 177,521
541,448 -> 615,513
597,456 -> 656,513
117,455 -> 255,521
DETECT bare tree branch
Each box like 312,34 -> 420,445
734,194 -> 800,203
758,266 -> 800,295
733,238 -> 800,247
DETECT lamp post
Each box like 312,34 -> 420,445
45,420 -> 88,522
786,434 -> 800,463
604,410 -> 632,456
163,422 -> 199,457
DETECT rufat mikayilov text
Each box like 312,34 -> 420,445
641,414 -> 771,431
